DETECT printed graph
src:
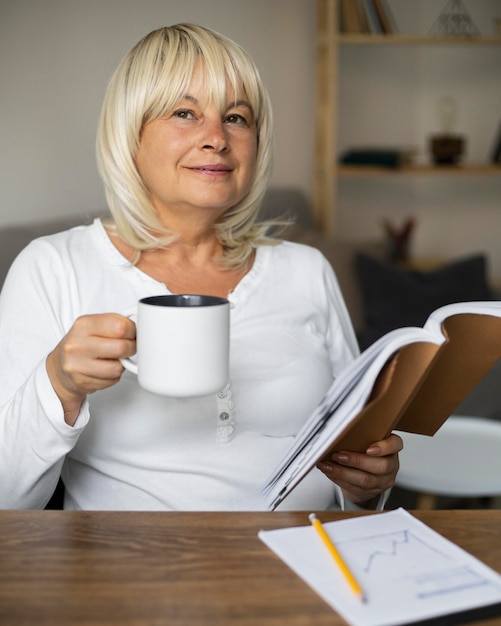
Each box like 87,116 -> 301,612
259,509 -> 501,625
338,529 -> 491,600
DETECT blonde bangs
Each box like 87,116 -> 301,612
141,26 -> 264,128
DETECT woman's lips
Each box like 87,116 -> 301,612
190,164 -> 232,174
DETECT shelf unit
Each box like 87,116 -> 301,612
313,0 -> 501,235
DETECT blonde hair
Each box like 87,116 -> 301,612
96,24 -> 280,268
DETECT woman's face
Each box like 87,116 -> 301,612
135,63 -> 258,227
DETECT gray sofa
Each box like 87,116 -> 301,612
0,187 -> 499,422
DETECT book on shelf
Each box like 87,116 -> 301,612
340,148 -> 413,168
363,0 -> 383,34
354,0 -> 371,34
339,0 -> 398,36
372,0 -> 397,34
340,0 -> 365,34
262,301 -> 501,510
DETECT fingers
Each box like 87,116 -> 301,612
46,313 -> 136,423
62,314 -> 136,378
73,312 -> 137,343
366,433 -> 404,457
317,434 -> 403,507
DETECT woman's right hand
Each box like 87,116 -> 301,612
46,313 -> 136,426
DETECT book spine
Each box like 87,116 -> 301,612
354,0 -> 371,34
340,150 -> 402,168
364,0 -> 383,34
372,0 -> 394,34
340,0 -> 363,33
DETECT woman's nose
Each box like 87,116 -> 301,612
201,118 -> 228,152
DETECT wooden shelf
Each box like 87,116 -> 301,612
338,164 -> 501,177
313,0 -> 501,235
337,35 -> 501,46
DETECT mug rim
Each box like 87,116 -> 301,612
140,294 -> 229,307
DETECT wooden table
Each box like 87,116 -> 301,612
1,509 -> 500,625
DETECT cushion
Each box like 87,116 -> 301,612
356,253 -> 495,349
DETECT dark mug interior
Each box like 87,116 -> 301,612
140,295 -> 228,308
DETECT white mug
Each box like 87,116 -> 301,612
121,294 -> 230,397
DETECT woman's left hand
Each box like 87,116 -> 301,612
317,433 -> 403,508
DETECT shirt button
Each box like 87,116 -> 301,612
219,412 -> 230,421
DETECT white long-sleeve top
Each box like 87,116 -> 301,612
0,219 -> 361,510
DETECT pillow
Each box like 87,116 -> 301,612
355,253 -> 495,349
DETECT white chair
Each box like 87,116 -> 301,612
395,415 -> 501,509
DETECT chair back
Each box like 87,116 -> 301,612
395,415 -> 501,507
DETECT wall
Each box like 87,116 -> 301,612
1,0 -> 500,281
335,0 -> 501,283
0,0 -> 315,225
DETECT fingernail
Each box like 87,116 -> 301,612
332,453 -> 348,463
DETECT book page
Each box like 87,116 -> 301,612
258,509 -> 501,626
423,301 -> 501,336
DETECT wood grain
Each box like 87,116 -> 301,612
0,510 -> 500,625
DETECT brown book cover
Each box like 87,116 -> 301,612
262,302 -> 501,509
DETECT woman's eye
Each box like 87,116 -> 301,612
173,109 -> 194,120
225,113 -> 248,126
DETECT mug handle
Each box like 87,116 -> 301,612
120,306 -> 138,375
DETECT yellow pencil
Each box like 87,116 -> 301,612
309,513 -> 367,603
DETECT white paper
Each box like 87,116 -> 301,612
258,509 -> 501,626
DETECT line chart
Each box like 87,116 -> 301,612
337,528 -> 492,600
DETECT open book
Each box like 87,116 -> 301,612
262,301 -> 501,510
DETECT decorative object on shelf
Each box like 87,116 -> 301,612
429,96 -> 466,165
428,0 -> 480,37
491,122 -> 501,163
382,216 -> 416,264
495,18 -> 501,37
430,136 -> 465,164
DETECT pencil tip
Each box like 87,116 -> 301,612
308,513 -> 317,523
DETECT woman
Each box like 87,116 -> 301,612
0,24 -> 401,510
